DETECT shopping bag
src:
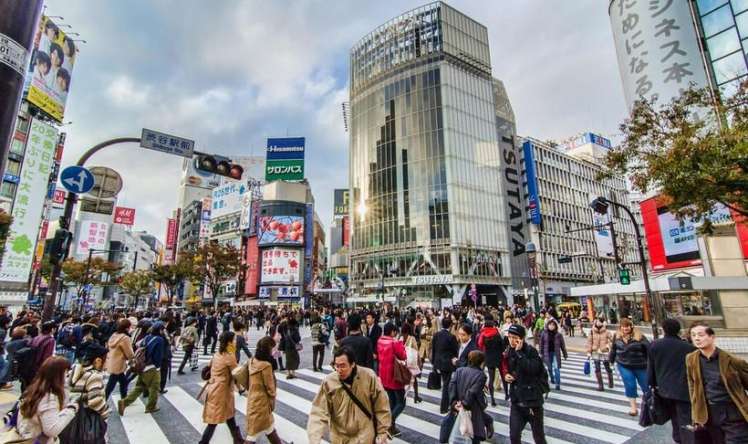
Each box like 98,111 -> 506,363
232,362 -> 250,391
447,406 -> 473,444
583,359 -> 591,376
427,370 -> 442,390
58,400 -> 107,444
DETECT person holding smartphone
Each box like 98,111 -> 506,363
504,324 -> 548,444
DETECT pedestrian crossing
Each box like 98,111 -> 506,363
105,350 -> 646,444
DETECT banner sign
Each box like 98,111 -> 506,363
334,189 -> 350,216
266,137 -> 305,160
265,159 -> 304,181
25,16 -> 78,122
258,215 -> 304,246
211,181 -> 245,219
265,137 -> 304,181
342,215 -> 351,247
77,220 -> 109,256
114,207 -> 135,225
52,189 -> 66,204
245,237 -> 259,295
260,248 -> 302,284
304,203 -> 314,291
523,140 -> 542,225
592,211 -> 615,258
166,218 -> 177,249
0,120 -> 58,282
199,197 -> 212,241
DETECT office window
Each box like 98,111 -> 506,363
733,0 -> 748,14
708,27 -> 742,59
713,50 -> 748,83
736,11 -> 748,38
702,5 -> 735,38
698,0 -> 729,15
0,182 -> 16,200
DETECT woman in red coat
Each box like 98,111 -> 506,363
377,322 -> 407,437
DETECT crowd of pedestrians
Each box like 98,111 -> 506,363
0,302 -> 744,443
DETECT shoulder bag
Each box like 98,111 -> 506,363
340,381 -> 379,441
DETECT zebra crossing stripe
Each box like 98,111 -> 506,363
163,387 -> 235,442
112,395 -> 170,444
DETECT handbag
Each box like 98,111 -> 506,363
427,370 -> 442,390
190,349 -> 199,369
639,390 -> 653,427
394,359 -> 412,386
583,359 -> 591,376
680,424 -> 709,444
232,361 -> 250,391
58,399 -> 107,444
201,362 -> 211,381
0,428 -> 34,444
649,388 -> 670,425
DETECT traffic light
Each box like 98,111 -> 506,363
49,228 -> 72,265
194,155 -> 243,180
619,268 -> 631,285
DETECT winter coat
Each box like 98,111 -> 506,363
376,335 -> 407,390
448,366 -> 491,441
431,328 -> 459,373
235,332 -> 252,363
477,326 -> 503,368
282,326 -> 301,370
540,328 -> 567,367
180,325 -> 198,348
365,323 -> 382,355
69,364 -> 109,419
586,324 -> 612,355
105,333 -> 134,375
202,351 -> 238,424
456,338 -> 478,369
686,348 -> 748,425
311,322 -> 328,346
647,335 -> 695,402
307,366 -> 391,444
506,342 -> 547,408
340,333 -> 374,369
608,334 -> 649,369
245,358 -> 276,436
418,324 -> 433,361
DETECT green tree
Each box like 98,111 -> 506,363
602,83 -> 748,232
151,259 -> 193,306
120,269 -> 154,308
61,257 -> 122,311
185,240 -> 244,307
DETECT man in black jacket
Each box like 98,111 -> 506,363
431,317 -> 459,413
505,324 -> 547,444
455,323 -> 478,368
365,312 -> 382,371
203,312 -> 218,355
647,318 -> 696,443
340,314 -> 374,369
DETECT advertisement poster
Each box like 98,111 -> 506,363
199,197 -> 212,241
260,248 -> 302,284
265,137 -> 305,181
26,16 -> 78,122
592,211 -> 615,258
0,120 -> 58,282
113,207 -> 136,225
342,215 -> 350,247
76,221 -> 109,256
304,203 -> 313,290
334,189 -> 350,216
640,197 -> 702,270
523,140 -> 541,225
53,189 -> 65,204
257,215 -> 304,246
211,181 -> 244,218
244,237 -> 259,295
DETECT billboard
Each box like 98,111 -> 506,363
199,197 -> 212,241
52,189 -> 65,204
211,181 -> 244,219
26,16 -> 78,122
564,132 -> 612,151
334,189 -> 350,216
342,215 -> 351,247
114,207 -> 136,225
244,237 -> 259,295
77,220 -> 109,256
260,247 -> 302,284
523,140 -> 542,225
304,203 -> 314,291
592,211 -> 616,258
0,120 -> 58,282
165,217 -> 178,258
609,0 -> 709,110
257,215 -> 304,246
640,197 -> 702,270
182,157 -> 220,189
265,137 -> 304,181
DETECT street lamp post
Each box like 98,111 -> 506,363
525,242 -> 540,313
590,196 -> 660,338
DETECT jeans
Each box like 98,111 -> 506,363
105,373 -> 129,400
122,368 -> 161,411
617,364 -> 648,399
545,359 -> 561,387
0,355 -> 8,383
386,388 -> 406,422
509,404 -> 546,444
312,345 -> 325,370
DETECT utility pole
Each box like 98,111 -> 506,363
0,0 -> 44,177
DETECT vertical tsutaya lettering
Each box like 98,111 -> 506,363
503,146 -> 526,256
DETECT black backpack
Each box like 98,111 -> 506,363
12,344 -> 37,381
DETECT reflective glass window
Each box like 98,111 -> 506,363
698,0 -> 729,15
702,5 -> 736,37
712,50 -> 748,83
733,0 -> 748,13
737,11 -> 748,38
708,27 -> 741,59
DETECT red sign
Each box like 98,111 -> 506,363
165,218 -> 177,249
245,237 -> 259,296
114,207 -> 136,225
342,216 -> 350,247
731,209 -> 748,260
641,197 -> 702,271
52,189 -> 65,204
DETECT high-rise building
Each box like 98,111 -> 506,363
348,2 -> 512,306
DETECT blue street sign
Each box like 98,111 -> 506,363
60,166 -> 95,194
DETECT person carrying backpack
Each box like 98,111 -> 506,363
4,327 -> 31,390
56,319 -> 79,364
504,324 -> 548,444
118,323 -> 165,415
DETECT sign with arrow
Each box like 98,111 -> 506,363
60,166 -> 95,194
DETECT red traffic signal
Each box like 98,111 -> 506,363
194,155 -> 243,180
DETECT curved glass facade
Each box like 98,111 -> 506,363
696,0 -> 748,95
348,2 -> 511,302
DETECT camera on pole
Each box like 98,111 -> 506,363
194,154 -> 243,180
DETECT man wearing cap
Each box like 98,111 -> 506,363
505,324 -> 548,444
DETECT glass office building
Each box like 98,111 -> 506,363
348,2 -> 512,305
694,0 -> 748,96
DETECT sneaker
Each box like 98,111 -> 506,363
144,407 -> 160,414
555,385 -> 561,391
159,389 -> 168,394
117,400 -> 126,416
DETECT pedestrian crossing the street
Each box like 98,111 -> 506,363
106,350 -> 647,444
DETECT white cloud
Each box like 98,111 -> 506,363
106,75 -> 149,107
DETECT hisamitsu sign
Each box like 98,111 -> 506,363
266,137 -> 305,160
140,128 -> 194,158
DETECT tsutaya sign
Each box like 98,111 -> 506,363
411,275 -> 453,285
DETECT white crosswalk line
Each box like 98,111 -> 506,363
112,395 -> 170,444
164,387 -> 234,442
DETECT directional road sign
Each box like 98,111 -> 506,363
140,128 -> 195,158
60,166 -> 95,194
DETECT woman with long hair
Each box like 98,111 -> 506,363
282,318 -> 301,380
244,336 -> 284,444
608,318 -> 650,416
401,323 -> 422,403
105,318 -> 134,400
16,356 -> 78,442
200,331 -> 243,444
586,316 -> 614,391
417,314 -> 433,372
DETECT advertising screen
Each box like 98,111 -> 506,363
245,237 -> 259,295
592,211 -> 615,258
260,248 -> 302,284
523,140 -> 541,225
26,16 -> 78,122
76,221 -> 109,256
640,197 -> 702,270
257,216 -> 304,246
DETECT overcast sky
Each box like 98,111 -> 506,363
45,0 -> 627,244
